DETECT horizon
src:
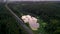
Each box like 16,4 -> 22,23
8,0 -> 60,1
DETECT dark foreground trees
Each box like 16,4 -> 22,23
0,2 -> 60,34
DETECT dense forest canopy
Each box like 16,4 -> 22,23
0,2 -> 60,34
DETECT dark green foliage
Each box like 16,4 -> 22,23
0,2 -> 60,34
8,2 -> 60,34
0,4 -> 27,34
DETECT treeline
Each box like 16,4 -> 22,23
8,3 -> 60,34
0,2 -> 60,34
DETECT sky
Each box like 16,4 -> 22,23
8,0 -> 60,1
2,0 -> 60,2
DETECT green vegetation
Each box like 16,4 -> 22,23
0,2 -> 60,34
